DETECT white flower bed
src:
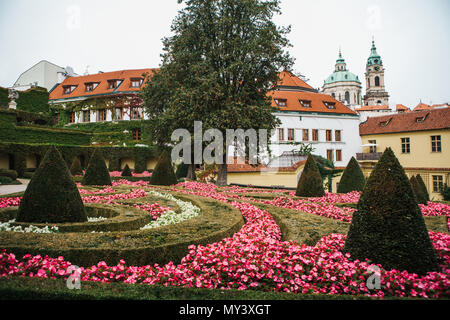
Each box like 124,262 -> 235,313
0,220 -> 59,233
88,217 -> 108,222
140,191 -> 201,229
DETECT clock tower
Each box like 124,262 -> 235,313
363,39 -> 389,106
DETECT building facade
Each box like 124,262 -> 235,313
358,108 -> 450,200
322,50 -> 362,109
363,40 -> 389,106
269,71 -> 361,169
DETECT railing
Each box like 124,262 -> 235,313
356,152 -> 382,161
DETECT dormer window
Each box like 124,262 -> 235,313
63,85 -> 76,94
299,100 -> 312,108
130,78 -> 143,88
274,98 -> 287,107
107,79 -> 122,89
379,118 -> 392,127
323,101 -> 336,109
85,82 -> 99,92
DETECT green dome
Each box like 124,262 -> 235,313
367,40 -> 382,67
324,70 -> 361,85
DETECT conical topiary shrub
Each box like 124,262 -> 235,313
296,154 -> 325,197
344,148 -> 438,275
81,149 -> 112,186
176,162 -> 189,179
337,156 -> 366,193
410,175 -> 428,204
16,146 -> 87,223
416,174 -> 430,203
121,164 -> 132,177
70,157 -> 83,176
150,150 -> 177,186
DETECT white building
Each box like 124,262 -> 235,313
268,71 -> 361,168
13,60 -> 77,92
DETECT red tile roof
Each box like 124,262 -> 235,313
276,70 -> 314,89
396,104 -> 410,112
355,105 -> 391,112
269,90 -> 356,115
49,69 -> 157,100
360,108 -> 450,135
413,102 -> 432,112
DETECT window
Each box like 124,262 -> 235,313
132,128 -> 141,141
299,100 -> 312,108
302,129 -> 309,142
85,82 -> 98,92
113,107 -> 123,120
323,101 -> 336,109
97,109 -> 106,122
336,150 -> 342,162
401,137 -> 410,154
63,85 -> 76,94
68,112 -> 75,124
326,130 -> 332,142
369,140 -> 377,153
375,76 -> 380,87
274,98 -> 287,107
432,176 -> 443,193
312,129 -> 319,142
327,150 -> 334,161
130,107 -> 143,120
108,79 -> 121,89
278,128 -> 284,141
331,93 -> 335,99
345,91 -> 350,104
55,113 -> 59,123
287,129 -> 295,141
130,78 -> 143,88
335,130 -> 341,142
82,110 -> 90,123
431,136 -> 441,152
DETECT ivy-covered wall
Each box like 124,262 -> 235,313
0,142 -> 159,177
0,86 -> 50,113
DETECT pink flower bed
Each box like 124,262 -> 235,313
78,187 -> 116,195
0,200 -> 448,298
82,189 -> 147,204
112,180 -> 150,187
131,203 -> 171,220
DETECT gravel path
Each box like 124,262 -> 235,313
0,179 -> 29,195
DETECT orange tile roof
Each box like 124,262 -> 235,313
49,68 -> 157,100
360,108 -> 450,135
413,102 -> 432,111
276,70 -> 314,90
355,105 -> 391,112
396,104 -> 410,112
269,90 -> 357,115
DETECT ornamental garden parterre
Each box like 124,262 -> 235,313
0,147 -> 449,299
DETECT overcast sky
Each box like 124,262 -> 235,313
0,0 -> 449,108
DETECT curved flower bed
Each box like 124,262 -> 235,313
0,221 -> 59,234
109,171 -> 152,177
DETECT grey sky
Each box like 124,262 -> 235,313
0,0 -> 449,108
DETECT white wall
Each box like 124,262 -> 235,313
13,60 -> 66,91
270,112 -> 362,167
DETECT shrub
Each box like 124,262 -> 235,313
69,157 -> 83,176
150,150 -> 177,186
0,176 -> 13,184
16,146 -> 87,223
344,148 -> 438,275
416,174 -> 430,202
81,149 -> 112,186
0,169 -> 18,181
410,175 -> 427,205
296,154 -> 324,197
441,184 -> 450,201
176,162 -> 189,179
121,164 -> 132,177
337,157 -> 366,193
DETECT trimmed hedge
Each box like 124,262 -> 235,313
70,157 -> 83,176
150,150 -> 177,186
337,157 -> 365,193
16,146 -> 87,223
416,174 -> 430,202
121,164 -> 132,177
410,175 -> 427,205
344,148 -> 438,275
0,192 -> 244,267
82,149 -> 112,186
0,169 -> 18,181
296,154 -> 324,197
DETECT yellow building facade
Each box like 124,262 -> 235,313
358,108 -> 450,200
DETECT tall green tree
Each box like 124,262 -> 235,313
142,0 -> 293,186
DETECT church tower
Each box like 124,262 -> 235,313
363,39 -> 389,106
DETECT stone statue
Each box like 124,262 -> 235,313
8,88 -> 19,109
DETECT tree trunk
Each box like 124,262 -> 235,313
216,163 -> 228,186
186,164 -> 196,181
